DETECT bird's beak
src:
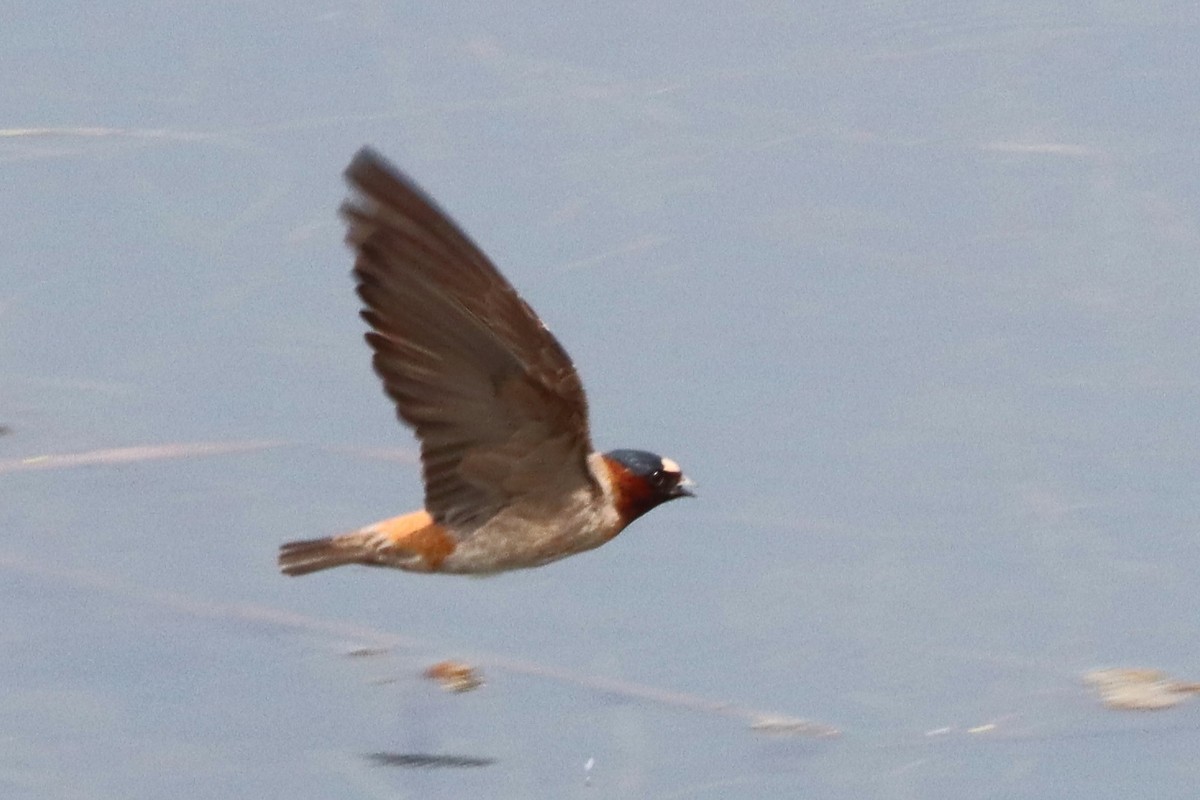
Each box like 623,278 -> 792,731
674,475 -> 696,498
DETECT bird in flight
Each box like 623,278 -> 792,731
279,149 -> 692,577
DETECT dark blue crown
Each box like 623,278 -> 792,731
604,449 -> 664,476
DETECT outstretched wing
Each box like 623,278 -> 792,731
342,149 -> 596,532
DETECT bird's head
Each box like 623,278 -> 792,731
601,449 -> 694,525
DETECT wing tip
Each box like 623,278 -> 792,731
346,146 -> 392,183
344,147 -> 427,203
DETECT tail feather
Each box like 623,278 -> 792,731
278,510 -> 450,576
279,534 -> 371,576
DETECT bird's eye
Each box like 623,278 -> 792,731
651,470 -> 675,488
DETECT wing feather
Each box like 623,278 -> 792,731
342,149 -> 595,531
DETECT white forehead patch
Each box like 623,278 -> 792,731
660,457 -> 680,474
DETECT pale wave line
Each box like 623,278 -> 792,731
980,140 -> 1103,158
0,126 -> 216,142
0,440 -> 283,473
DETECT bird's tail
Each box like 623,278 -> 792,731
278,532 -> 375,576
278,509 -> 442,576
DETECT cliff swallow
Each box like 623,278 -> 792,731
279,149 -> 692,577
